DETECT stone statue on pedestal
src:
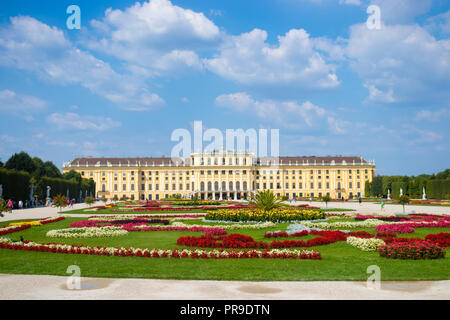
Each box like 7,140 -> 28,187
422,187 -> 427,200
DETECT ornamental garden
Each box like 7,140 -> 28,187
0,195 -> 448,281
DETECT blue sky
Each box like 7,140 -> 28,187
0,0 -> 449,175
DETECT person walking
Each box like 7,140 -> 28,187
7,199 -> 13,213
359,197 -> 362,205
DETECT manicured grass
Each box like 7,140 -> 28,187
0,217 -> 449,281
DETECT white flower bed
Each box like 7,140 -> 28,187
171,221 -> 276,230
346,236 -> 385,251
301,219 -> 395,230
46,226 -> 128,238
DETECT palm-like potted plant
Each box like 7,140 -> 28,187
250,190 -> 285,211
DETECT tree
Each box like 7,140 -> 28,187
53,194 -> 67,212
250,190 -> 285,211
398,195 -> 410,213
112,195 -> 118,202
63,170 -> 82,184
85,196 -> 95,207
322,195 -> 331,208
5,152 -> 36,174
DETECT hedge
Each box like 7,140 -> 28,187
0,168 -> 31,201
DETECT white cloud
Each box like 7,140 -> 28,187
206,28 -> 340,91
87,0 -> 220,75
181,97 -> 189,103
215,92 -> 351,133
345,23 -> 450,105
415,108 -> 450,122
46,112 -> 121,131
0,16 -> 165,110
427,11 -> 450,35
0,89 -> 47,121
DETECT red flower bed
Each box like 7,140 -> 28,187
355,214 -> 410,222
0,239 -> 321,260
378,241 -> 446,260
123,224 -> 227,236
0,225 -> 31,236
425,233 -> 450,247
39,216 -> 66,224
70,218 -> 169,228
177,233 -> 269,249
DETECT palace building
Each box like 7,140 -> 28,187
62,151 -> 375,201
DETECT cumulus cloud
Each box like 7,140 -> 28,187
0,89 -> 47,121
47,112 -> 121,131
214,92 -> 352,133
345,23 -> 450,105
0,16 -> 165,110
205,28 -> 340,91
87,0 -> 220,75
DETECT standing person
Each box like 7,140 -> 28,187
7,199 -> 13,212
359,197 -> 362,205
381,200 -> 385,212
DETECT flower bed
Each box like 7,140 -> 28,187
0,237 -> 321,260
70,218 -> 170,228
424,233 -> 450,247
375,219 -> 450,234
355,214 -> 410,222
46,226 -> 128,238
171,221 -> 276,230
177,233 -> 269,249
302,219 -> 390,230
39,216 -> 66,224
0,225 -> 31,236
9,221 -> 42,227
122,224 -> 227,236
375,224 -> 415,234
205,209 -> 325,223
378,241 -> 446,260
346,237 -> 385,251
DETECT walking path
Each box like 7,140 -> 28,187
0,274 -> 448,299
294,200 -> 450,215
1,201 -> 449,223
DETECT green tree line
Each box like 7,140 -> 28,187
365,169 -> 450,200
0,151 -> 95,201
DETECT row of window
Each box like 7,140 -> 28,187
84,168 -> 370,177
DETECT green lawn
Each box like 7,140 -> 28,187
0,217 -> 448,281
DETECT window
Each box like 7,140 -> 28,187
131,184 -> 135,191
149,184 -> 152,190
165,184 -> 168,191
102,171 -> 105,176
310,182 -> 314,189
292,183 -> 295,189
286,182 -> 289,189
318,182 -> 322,189
349,182 -> 352,189
156,184 -> 159,191
81,171 -> 84,176
102,184 -> 105,192
114,184 -> 117,191
270,182 -> 273,189
141,184 -> 145,191
131,171 -> 134,176
357,182 -> 361,188
172,183 -> 176,190
123,184 -> 126,191
326,182 -> 329,189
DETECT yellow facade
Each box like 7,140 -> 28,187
62,151 -> 375,200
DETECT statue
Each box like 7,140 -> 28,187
387,188 -> 391,200
46,186 -> 51,199
400,188 -> 403,197
422,187 -> 427,200
29,184 -> 34,202
0,184 -> 2,198
66,188 -> 70,200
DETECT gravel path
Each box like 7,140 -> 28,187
0,274 -> 448,300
